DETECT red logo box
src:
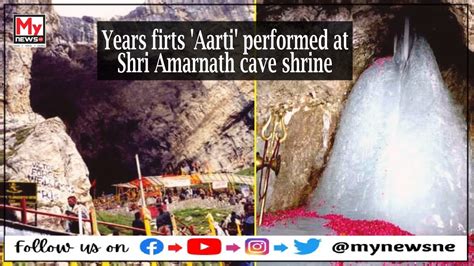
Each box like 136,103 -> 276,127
187,238 -> 222,255
13,15 -> 46,47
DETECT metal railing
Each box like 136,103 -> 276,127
1,201 -> 165,236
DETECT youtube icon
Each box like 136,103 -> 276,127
187,238 -> 222,255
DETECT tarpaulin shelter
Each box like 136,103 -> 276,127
112,175 -> 192,201
198,173 -> 253,185
111,182 -> 138,202
112,173 -> 253,200
130,176 -> 162,188
157,175 -> 192,188
124,175 -> 192,188
112,177 -> 162,202
121,173 -> 253,188
112,183 -> 137,189
197,173 -> 253,193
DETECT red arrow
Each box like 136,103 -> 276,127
168,243 -> 182,252
226,243 -> 240,252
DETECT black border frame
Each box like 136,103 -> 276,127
1,2 -> 470,263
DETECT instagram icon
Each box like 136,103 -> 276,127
245,238 -> 270,255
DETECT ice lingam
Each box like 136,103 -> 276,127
310,19 -> 467,235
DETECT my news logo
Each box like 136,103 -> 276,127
13,15 -> 46,47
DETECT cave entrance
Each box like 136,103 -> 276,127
30,46 -> 254,194
30,50 -> 140,193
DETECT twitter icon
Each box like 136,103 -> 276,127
294,238 -> 321,255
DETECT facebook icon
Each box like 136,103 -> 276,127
140,238 -> 164,255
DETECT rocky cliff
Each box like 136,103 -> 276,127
3,1 -> 255,231
4,0 -> 255,207
5,115 -> 92,229
2,1 -> 92,231
29,3 -> 255,192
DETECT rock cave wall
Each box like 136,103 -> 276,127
2,0 -> 255,233
2,1 -> 93,231
27,3 -> 255,192
257,3 -> 473,214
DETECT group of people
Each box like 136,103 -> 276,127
65,184 -> 255,235
132,204 -> 173,236
150,186 -> 253,205
131,202 -> 255,237
163,186 -> 208,202
217,190 -> 254,207
219,202 -> 255,236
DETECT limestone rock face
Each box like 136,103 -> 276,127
2,2 -> 255,208
58,16 -> 96,44
2,1 -> 93,231
139,0 -> 255,21
447,3 -> 473,52
5,116 -> 92,231
3,1 -> 59,114
258,80 -> 349,212
60,78 -> 254,181
27,4 -> 255,190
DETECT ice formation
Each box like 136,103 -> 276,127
310,24 -> 467,235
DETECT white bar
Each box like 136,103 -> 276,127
78,212 -> 83,236
135,154 -> 146,208
4,235 -> 467,262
